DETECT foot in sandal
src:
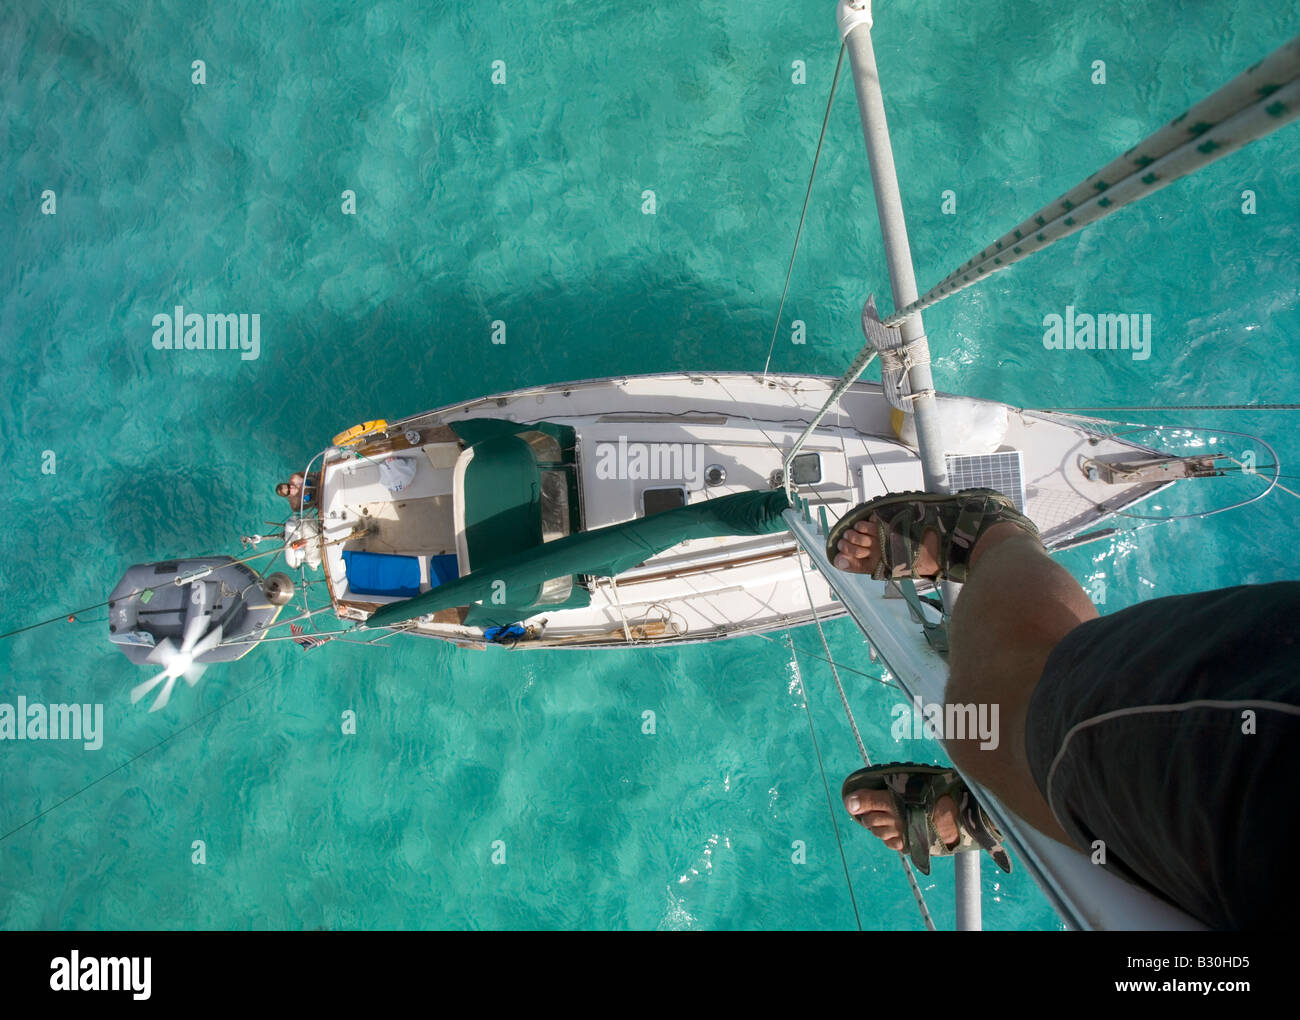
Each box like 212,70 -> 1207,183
826,488 -> 1040,584
842,762 -> 1012,874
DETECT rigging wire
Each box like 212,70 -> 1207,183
795,552 -> 869,766
1035,403 -> 1300,413
684,367 -> 940,929
720,364 -> 938,927
761,43 -> 846,383
752,630 -> 898,689
686,380 -> 941,926
794,542 -> 937,931
1219,464 -> 1300,500
785,632 -> 864,931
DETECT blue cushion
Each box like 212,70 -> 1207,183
429,554 -> 459,587
342,550 -> 421,598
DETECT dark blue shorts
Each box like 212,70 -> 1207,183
1024,582 -> 1300,929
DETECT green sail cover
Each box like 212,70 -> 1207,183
367,489 -> 791,628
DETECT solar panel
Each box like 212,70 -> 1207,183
945,451 -> 1026,512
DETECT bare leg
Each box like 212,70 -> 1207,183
945,523 -> 1096,844
834,518 -> 1096,847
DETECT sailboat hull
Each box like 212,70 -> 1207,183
309,373 -> 1177,649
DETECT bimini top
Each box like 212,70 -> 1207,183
449,419 -> 584,622
452,420 -> 574,570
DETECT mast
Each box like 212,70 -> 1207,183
836,0 -> 948,492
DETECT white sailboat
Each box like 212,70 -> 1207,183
105,371 -> 1232,662
282,372 -> 1210,649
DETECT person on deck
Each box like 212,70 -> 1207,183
276,471 -> 320,512
827,488 -> 1297,930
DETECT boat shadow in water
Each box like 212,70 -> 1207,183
251,258 -> 849,452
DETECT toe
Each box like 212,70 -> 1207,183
832,520 -> 879,573
845,786 -> 906,851
843,787 -> 894,815
933,794 -> 960,848
841,524 -> 875,547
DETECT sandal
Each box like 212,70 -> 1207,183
825,488 -> 1040,584
842,762 -> 1012,875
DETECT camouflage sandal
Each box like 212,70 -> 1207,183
842,762 -> 1012,875
825,488 -> 1040,584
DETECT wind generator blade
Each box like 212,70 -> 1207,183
180,614 -> 206,654
190,625 -> 223,658
131,670 -> 173,706
146,675 -> 180,713
182,626 -> 223,686
145,638 -> 179,666
179,581 -> 214,653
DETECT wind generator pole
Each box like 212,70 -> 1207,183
837,0 -> 979,930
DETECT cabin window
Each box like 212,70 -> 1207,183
536,575 -> 574,603
643,487 -> 687,516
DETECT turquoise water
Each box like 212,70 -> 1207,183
1,0 -> 1297,930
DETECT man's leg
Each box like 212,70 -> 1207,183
833,516 -> 1092,847
834,502 -> 1300,926
944,523 -> 1095,844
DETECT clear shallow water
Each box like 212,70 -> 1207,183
1,0 -> 1296,929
